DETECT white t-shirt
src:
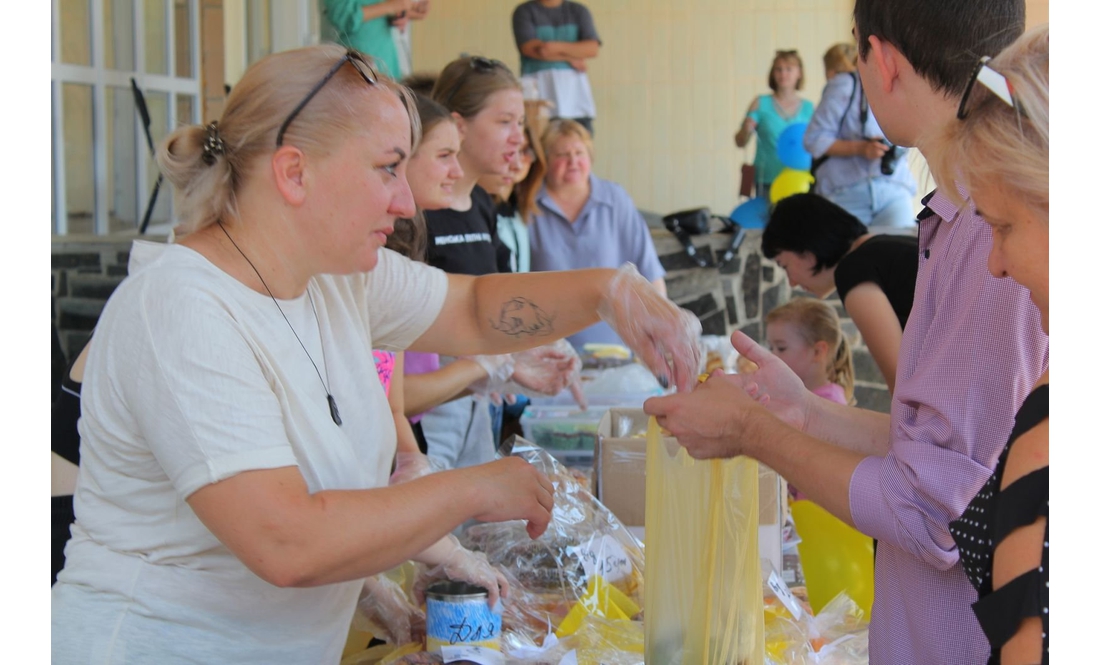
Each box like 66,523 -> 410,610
523,68 -> 597,119
52,241 -> 448,664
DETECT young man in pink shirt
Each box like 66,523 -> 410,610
645,1 -> 1047,663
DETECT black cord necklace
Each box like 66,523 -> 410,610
218,222 -> 342,426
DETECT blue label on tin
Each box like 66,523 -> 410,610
426,598 -> 502,647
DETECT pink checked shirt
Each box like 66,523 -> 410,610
848,189 -> 1048,664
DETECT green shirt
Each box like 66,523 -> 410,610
321,0 -> 400,78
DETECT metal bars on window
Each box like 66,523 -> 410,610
51,0 -> 201,236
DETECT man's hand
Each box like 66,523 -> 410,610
535,42 -> 562,60
568,59 -> 588,72
643,369 -> 767,459
728,331 -> 814,431
860,139 -> 890,161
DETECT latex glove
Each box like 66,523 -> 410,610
389,451 -> 445,486
504,339 -> 585,408
486,392 -> 519,407
354,574 -> 425,646
464,354 -> 516,395
597,263 -> 704,394
414,535 -> 510,608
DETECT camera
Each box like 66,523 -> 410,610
879,141 -> 906,176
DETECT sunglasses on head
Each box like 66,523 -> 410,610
957,55 -> 1022,120
276,49 -> 378,147
442,56 -> 507,110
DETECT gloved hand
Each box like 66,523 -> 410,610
597,263 -> 704,393
353,574 -> 425,646
504,339 -> 588,409
414,535 -> 510,608
389,451 -> 445,486
463,354 -> 517,395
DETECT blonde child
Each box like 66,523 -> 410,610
765,297 -> 855,502
764,297 -> 854,406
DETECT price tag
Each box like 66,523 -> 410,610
568,535 -> 632,583
767,569 -> 803,620
440,645 -> 505,665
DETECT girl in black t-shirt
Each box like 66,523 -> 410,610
762,193 -> 918,392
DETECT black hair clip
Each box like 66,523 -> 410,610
202,121 -> 226,165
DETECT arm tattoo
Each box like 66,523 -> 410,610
489,297 -> 555,338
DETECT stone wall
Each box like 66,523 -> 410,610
52,237 -> 147,369
650,224 -> 892,414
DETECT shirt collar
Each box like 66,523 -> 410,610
536,174 -> 613,219
919,181 -> 973,224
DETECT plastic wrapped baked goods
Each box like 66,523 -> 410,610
459,440 -> 644,649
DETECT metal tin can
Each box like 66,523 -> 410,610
425,581 -> 502,652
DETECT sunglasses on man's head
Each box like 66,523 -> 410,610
276,50 -> 378,147
957,55 -> 1022,120
443,56 -> 507,110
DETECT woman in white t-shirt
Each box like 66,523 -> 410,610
50,45 -> 702,664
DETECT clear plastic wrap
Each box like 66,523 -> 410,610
644,417 -> 764,665
596,263 -> 704,393
763,590 -> 868,665
459,442 -> 645,653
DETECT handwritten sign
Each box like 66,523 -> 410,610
767,569 -> 803,620
568,535 -> 633,583
440,645 -> 505,665
426,596 -> 502,653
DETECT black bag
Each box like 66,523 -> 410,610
662,208 -> 745,269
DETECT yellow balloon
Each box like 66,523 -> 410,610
790,500 -> 875,619
769,168 -> 816,204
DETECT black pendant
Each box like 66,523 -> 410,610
327,394 -> 343,426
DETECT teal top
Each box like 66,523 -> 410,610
747,95 -> 815,185
497,213 -> 530,273
321,0 -> 400,78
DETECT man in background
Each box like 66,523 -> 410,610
512,0 -> 601,136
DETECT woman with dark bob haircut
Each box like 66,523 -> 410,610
761,193 -> 918,390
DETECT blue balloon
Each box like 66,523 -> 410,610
777,122 -> 812,171
730,196 -> 770,229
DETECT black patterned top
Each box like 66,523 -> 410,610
950,384 -> 1048,664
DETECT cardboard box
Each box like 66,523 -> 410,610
594,408 -> 787,574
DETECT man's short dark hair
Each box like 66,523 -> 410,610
853,0 -> 1025,96
761,194 -> 868,274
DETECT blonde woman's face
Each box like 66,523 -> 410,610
311,91 -> 415,274
459,88 -> 525,178
971,182 -> 1050,332
546,135 -> 591,188
407,121 -> 463,211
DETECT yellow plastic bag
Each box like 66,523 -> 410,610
644,417 -> 764,664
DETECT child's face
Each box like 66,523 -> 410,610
765,320 -> 821,385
